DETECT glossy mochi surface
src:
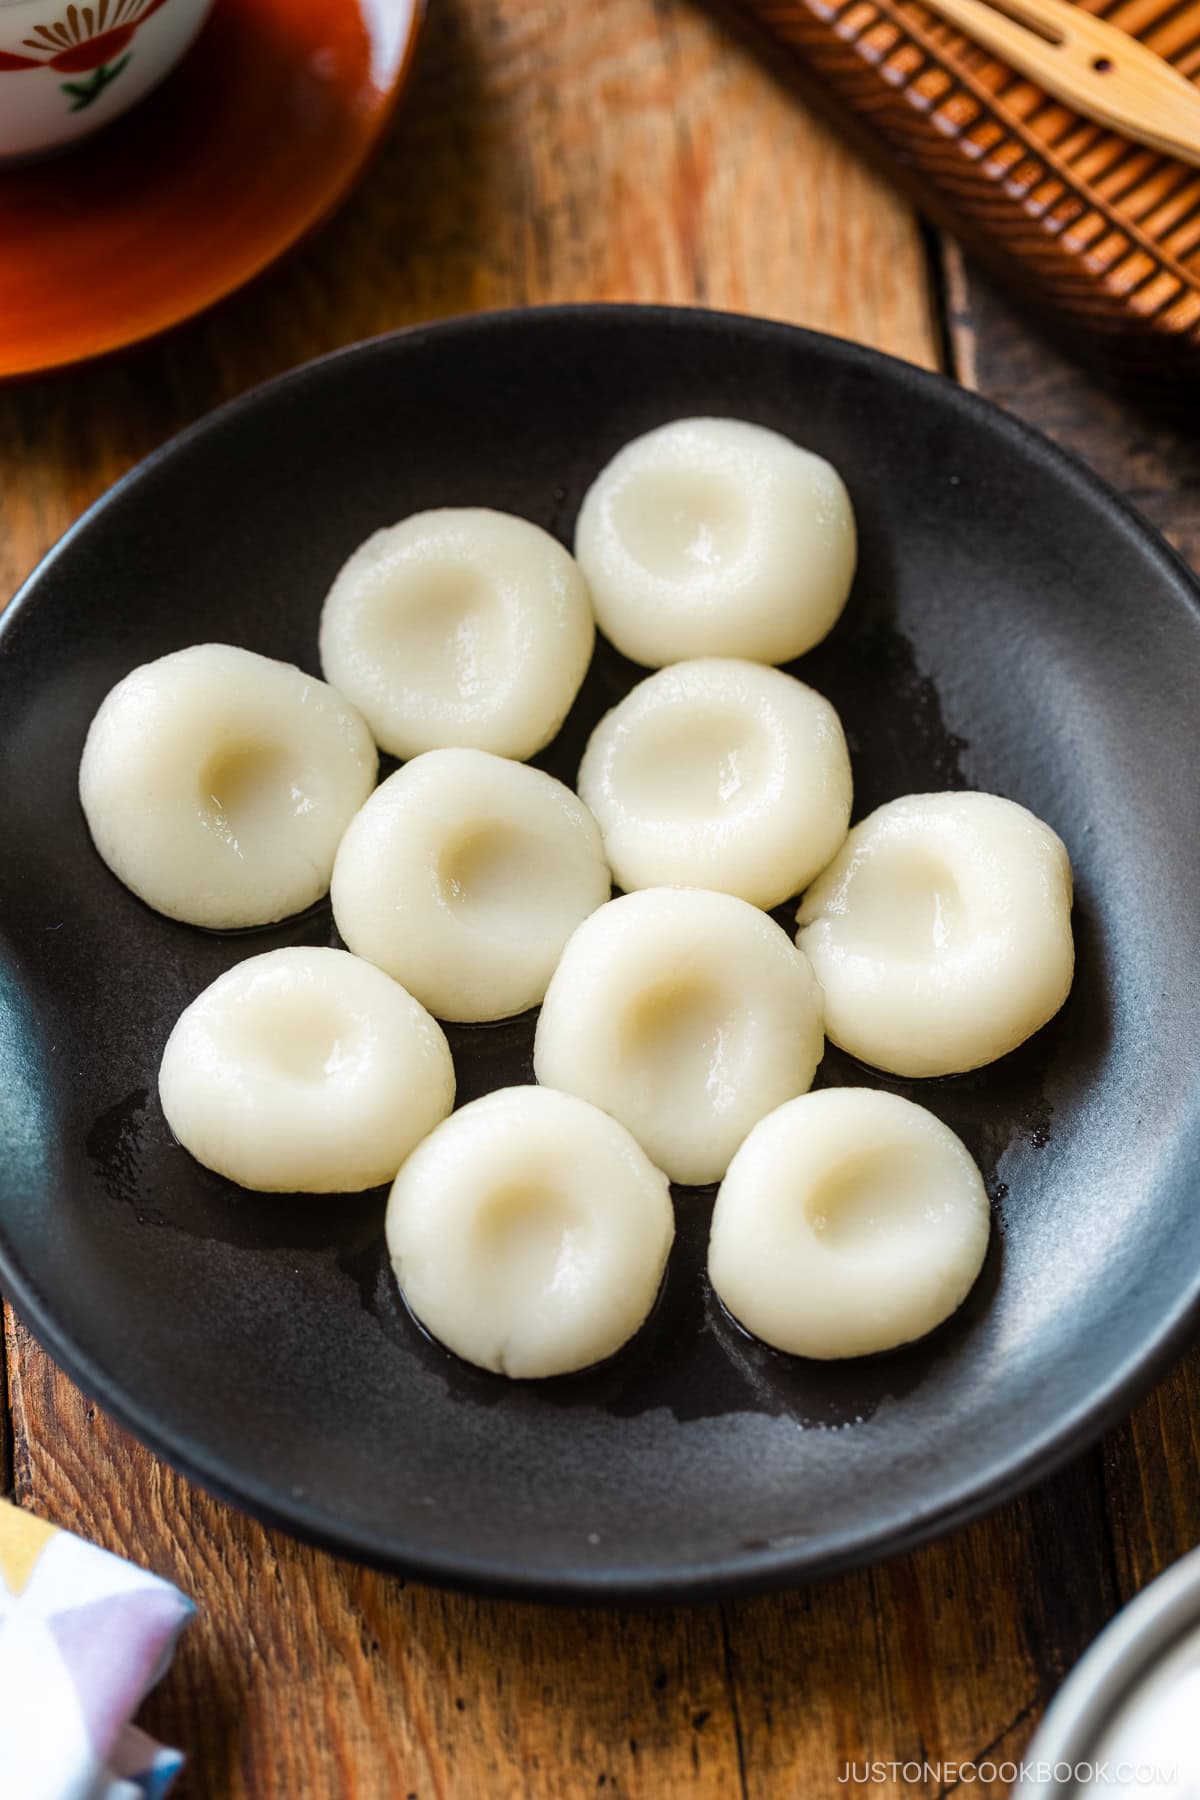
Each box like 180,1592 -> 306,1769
574,417 -> 856,667
386,1086 -> 675,1379
79,643 -> 377,929
159,947 -> 455,1193
708,1087 -> 991,1359
533,887 -> 826,1185
332,748 -> 613,1023
796,791 -> 1075,1078
319,508 -> 595,761
578,657 -> 852,907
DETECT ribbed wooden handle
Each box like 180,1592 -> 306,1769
731,0 -> 1200,370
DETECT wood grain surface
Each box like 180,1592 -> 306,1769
1,0 -> 1198,1795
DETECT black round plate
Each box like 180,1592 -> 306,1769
2,307 -> 1199,1603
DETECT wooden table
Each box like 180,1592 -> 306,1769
3,1 -> 1198,1793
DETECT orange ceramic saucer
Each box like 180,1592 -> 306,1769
0,0 -> 423,378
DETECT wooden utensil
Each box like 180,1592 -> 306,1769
729,0 -> 1200,370
918,0 -> 1200,168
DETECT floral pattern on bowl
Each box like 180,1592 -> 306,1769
0,0 -> 212,156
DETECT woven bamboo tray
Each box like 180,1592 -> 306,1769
734,0 -> 1200,371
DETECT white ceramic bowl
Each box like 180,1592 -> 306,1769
1015,1547 -> 1200,1799
0,0 -> 212,162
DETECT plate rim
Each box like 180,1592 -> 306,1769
3,302 -> 1200,1602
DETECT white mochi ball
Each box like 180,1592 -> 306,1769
159,947 -> 455,1193
79,644 -> 378,929
577,658 -> 852,907
533,887 -> 825,1185
318,508 -> 595,761
331,748 -> 612,1023
386,1086 -> 674,1378
796,791 -> 1074,1078
708,1088 -> 991,1359
573,417 -> 856,667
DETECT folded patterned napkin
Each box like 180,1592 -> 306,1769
0,1496 -> 193,1800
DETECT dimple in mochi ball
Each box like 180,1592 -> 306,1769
533,887 -> 826,1186
318,507 -> 595,761
386,1086 -> 675,1379
573,416 -> 856,667
159,947 -> 455,1193
796,791 -> 1074,1079
577,658 -> 852,908
331,748 -> 612,1023
79,644 -> 377,929
708,1088 -> 991,1359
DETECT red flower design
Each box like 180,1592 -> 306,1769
0,0 -> 171,74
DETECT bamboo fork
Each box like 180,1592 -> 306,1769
916,0 -> 1200,167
